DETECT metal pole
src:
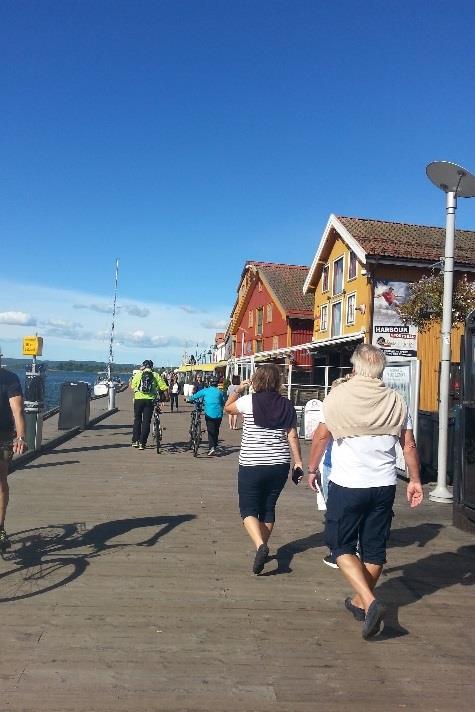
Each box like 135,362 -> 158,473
287,362 -> 293,400
108,382 -> 116,410
431,190 -> 456,502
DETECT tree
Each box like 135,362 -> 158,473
397,272 -> 475,331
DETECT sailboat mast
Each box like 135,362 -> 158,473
108,258 -> 119,381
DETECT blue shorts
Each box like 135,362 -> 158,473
325,482 -> 396,565
238,463 -> 289,522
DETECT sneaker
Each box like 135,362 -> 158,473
362,599 -> 386,640
0,528 -> 11,552
139,444 -> 145,450
344,597 -> 366,622
253,544 -> 269,575
207,447 -> 215,457
132,441 -> 139,448
323,553 -> 339,569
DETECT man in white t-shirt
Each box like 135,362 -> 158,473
307,344 -> 423,640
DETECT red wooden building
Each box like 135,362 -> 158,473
229,261 -> 314,372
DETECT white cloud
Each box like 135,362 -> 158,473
201,319 -> 228,329
179,305 -> 206,314
121,304 -> 150,318
0,311 -> 37,326
73,302 -> 150,318
73,303 -> 112,314
115,330 -> 207,349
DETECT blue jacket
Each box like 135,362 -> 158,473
188,386 -> 225,419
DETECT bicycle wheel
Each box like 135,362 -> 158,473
155,420 -> 162,453
193,418 -> 201,457
188,415 -> 195,450
0,557 -> 87,603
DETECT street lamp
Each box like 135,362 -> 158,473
426,161 -> 475,503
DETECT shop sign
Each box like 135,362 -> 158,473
372,280 -> 417,357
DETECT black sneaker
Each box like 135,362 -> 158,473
0,528 -> 11,552
323,553 -> 338,569
344,597 -> 366,622
252,544 -> 269,574
362,599 -> 386,640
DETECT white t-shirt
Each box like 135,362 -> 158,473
318,411 -> 412,488
235,394 -> 291,466
172,383 -> 179,394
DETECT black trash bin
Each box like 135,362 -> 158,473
418,410 -> 455,484
58,382 -> 91,430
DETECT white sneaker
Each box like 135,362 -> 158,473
207,447 -> 215,456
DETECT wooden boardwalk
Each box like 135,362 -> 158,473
2,391 -> 474,711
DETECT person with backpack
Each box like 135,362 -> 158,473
130,360 -> 168,450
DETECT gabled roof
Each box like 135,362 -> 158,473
230,261 -> 313,333
304,214 -> 475,293
255,262 -> 314,315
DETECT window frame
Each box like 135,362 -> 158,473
256,307 -> 264,336
248,310 -> 253,327
272,335 -> 279,350
320,304 -> 328,332
331,299 -> 343,337
346,292 -> 356,325
266,303 -> 273,323
348,251 -> 357,281
332,256 -> 345,296
322,264 -> 330,293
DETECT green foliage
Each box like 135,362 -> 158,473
398,272 -> 475,331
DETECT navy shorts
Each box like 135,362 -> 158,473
238,463 -> 289,522
325,482 -> 396,565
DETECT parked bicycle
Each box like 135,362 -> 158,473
188,401 -> 204,457
151,398 -> 163,453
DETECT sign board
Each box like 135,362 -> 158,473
22,336 -> 43,356
372,281 -> 417,357
383,358 -> 420,471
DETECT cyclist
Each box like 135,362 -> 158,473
187,378 -> 225,456
130,360 -> 168,450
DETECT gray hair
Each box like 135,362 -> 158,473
350,344 -> 386,379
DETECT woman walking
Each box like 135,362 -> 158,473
224,364 -> 303,575
226,375 -> 241,430
170,377 -> 180,412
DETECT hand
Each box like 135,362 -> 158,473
407,480 -> 423,508
239,380 -> 250,392
291,464 -> 304,485
307,471 -> 318,492
13,437 -> 28,455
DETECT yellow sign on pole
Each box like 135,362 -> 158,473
23,336 -> 43,356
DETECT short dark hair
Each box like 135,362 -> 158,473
232,375 -> 240,385
142,360 -> 153,369
251,364 -> 281,393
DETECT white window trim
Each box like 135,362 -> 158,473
322,264 -> 330,294
332,255 -> 345,296
320,304 -> 329,332
266,303 -> 273,322
347,251 -> 358,281
346,292 -> 356,326
330,299 -> 343,337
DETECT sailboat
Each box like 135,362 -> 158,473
93,259 -> 122,396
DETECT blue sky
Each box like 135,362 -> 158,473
1,0 -> 475,364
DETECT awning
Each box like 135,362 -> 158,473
176,361 -> 228,373
250,331 -> 365,362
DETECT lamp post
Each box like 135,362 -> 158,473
426,161 -> 475,503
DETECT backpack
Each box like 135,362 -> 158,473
138,370 -> 155,394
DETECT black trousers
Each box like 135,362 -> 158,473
170,393 -> 179,410
205,416 -> 222,450
133,400 -> 154,445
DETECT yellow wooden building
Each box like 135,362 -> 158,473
303,214 -> 475,412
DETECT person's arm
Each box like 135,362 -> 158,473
307,422 -> 331,491
287,426 -> 303,469
130,372 -> 141,391
10,395 -> 28,455
224,380 -> 249,414
400,428 -> 423,508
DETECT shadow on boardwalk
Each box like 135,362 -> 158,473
0,514 -> 195,604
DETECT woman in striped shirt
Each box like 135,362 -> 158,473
225,364 -> 303,574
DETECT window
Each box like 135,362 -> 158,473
248,310 -> 253,327
348,251 -> 357,280
266,303 -> 273,322
258,282 -> 263,292
272,335 -> 279,350
256,307 -> 264,335
320,304 -> 328,331
322,264 -> 329,293
333,257 -> 344,295
346,293 -> 356,325
255,339 -> 263,353
331,301 -> 342,337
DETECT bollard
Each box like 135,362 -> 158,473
108,381 -> 116,410
24,362 -> 46,451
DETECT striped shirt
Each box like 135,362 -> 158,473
236,394 -> 291,466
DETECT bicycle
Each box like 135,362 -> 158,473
151,398 -> 163,453
188,401 -> 203,457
